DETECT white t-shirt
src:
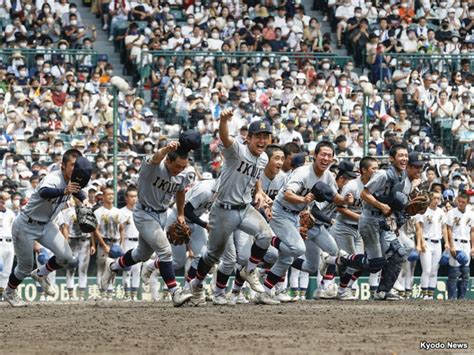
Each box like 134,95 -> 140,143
446,207 -> 473,241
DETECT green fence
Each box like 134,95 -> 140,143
16,276 -> 474,302
0,48 -> 100,69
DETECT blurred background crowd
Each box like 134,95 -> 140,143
0,0 -> 473,213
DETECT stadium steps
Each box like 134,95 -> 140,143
77,2 -> 134,85
302,0 -> 348,57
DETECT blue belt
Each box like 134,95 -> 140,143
218,203 -> 248,211
424,238 -> 440,243
0,238 -> 12,242
454,239 -> 469,244
127,238 -> 139,242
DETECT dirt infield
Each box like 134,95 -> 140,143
1,300 -> 473,354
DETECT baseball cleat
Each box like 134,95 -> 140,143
337,288 -> 357,301
4,289 -> 27,307
374,290 -> 404,301
31,269 -> 56,297
101,258 -> 116,290
254,292 -> 281,305
212,293 -> 229,306
172,287 -> 193,307
140,263 -> 154,290
315,283 -> 337,299
239,268 -> 264,293
188,283 -> 206,306
230,291 -> 249,305
274,289 -> 296,303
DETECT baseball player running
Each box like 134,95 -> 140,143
59,200 -> 95,301
0,194 -> 16,302
102,132 -> 200,307
340,144 -> 411,301
329,157 -> 379,300
261,141 -> 352,304
213,144 -> 286,305
120,186 -> 141,301
3,149 -> 88,307
446,192 -> 474,299
187,111 -> 274,304
415,192 -> 448,300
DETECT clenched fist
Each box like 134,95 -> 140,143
220,108 -> 234,122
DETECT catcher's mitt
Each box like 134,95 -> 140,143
75,205 -> 98,233
299,210 -> 315,240
167,221 -> 191,246
404,193 -> 430,216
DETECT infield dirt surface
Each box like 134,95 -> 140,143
1,300 -> 473,354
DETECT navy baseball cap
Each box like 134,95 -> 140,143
248,120 -> 272,135
177,130 -> 201,155
408,152 -> 427,167
71,156 -> 92,188
338,160 -> 357,178
291,153 -> 306,169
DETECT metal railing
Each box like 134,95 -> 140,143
0,49 -> 100,69
136,50 -> 354,124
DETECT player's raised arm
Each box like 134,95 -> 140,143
150,141 -> 180,165
218,108 -> 234,148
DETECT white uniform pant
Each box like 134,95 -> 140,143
0,238 -> 14,289
420,238 -> 442,289
66,238 -> 91,290
122,239 -> 141,290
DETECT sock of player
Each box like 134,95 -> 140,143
339,273 -> 352,289
185,265 -> 197,286
215,269 -> 230,295
270,236 -> 281,250
421,287 -> 428,297
299,288 -> 307,299
37,256 -> 62,276
156,261 -> 178,292
263,271 -> 281,294
232,271 -> 245,292
291,258 -> 304,271
428,287 -> 435,297
193,257 -> 212,287
322,265 -> 336,287
246,243 -> 267,272
111,249 -> 136,271
7,272 -> 23,291
347,271 -> 362,288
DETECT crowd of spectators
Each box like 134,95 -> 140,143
0,0 -> 473,210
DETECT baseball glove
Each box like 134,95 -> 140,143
76,205 -> 98,233
167,221 -> 191,246
299,210 -> 315,240
404,193 -> 430,216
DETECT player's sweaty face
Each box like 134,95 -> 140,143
314,147 -> 334,173
392,150 -> 408,171
407,164 -> 422,180
63,157 -> 77,181
364,161 -> 379,179
268,151 -> 284,174
248,132 -> 271,156
168,157 -> 188,176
